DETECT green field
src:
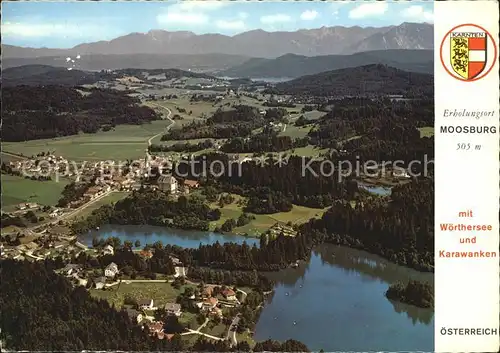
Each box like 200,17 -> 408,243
151,99 -> 216,121
283,145 -> 328,158
302,110 -> 325,120
211,196 -> 329,236
68,191 -> 130,220
279,124 -> 312,139
201,322 -> 228,338
1,174 -> 70,210
1,152 -> 26,163
236,331 -> 256,347
89,282 -> 194,309
418,126 -> 434,138
2,120 -> 170,161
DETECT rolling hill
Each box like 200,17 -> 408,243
1,52 -> 251,72
2,65 -> 112,87
2,65 -> 215,87
270,64 -> 434,97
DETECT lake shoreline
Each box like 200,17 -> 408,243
82,225 -> 434,351
83,223 -> 434,274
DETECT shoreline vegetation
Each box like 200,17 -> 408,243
75,174 -> 433,274
385,280 -> 434,309
1,259 -> 310,352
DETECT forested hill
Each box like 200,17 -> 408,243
114,68 -> 214,80
2,65 -> 216,87
2,65 -> 112,87
0,259 -> 160,351
219,49 -> 433,78
2,86 -> 160,141
269,64 -> 434,97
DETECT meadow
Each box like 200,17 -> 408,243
89,282 -> 194,309
418,126 -> 434,138
2,121 -> 170,161
1,174 -> 70,210
67,191 -> 130,220
210,195 -> 329,236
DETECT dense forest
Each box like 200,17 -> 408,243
174,153 -> 358,209
0,259 -> 309,351
71,190 -> 221,233
269,64 -> 433,98
308,97 -> 434,172
221,129 -> 308,154
301,179 -> 434,271
2,85 -> 160,141
0,259 -> 169,351
386,280 -> 434,308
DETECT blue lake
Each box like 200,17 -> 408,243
84,225 -> 433,351
81,224 -> 260,249
358,181 -> 393,196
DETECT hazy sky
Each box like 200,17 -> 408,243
2,1 -> 433,48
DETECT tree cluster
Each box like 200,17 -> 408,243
385,280 -> 434,308
71,190 -> 221,233
150,139 -> 214,153
221,130 -> 308,154
57,181 -> 94,207
164,233 -> 310,272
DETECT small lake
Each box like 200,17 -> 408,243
217,76 -> 294,83
84,225 -> 433,351
357,181 -> 392,196
254,244 -> 434,352
80,224 -> 260,249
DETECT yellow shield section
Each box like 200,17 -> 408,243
450,36 -> 469,79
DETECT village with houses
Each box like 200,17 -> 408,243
48,250 -> 260,346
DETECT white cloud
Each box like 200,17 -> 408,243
1,21 -> 106,38
260,14 -> 292,24
171,1 -> 228,12
401,5 -> 434,22
157,11 -> 209,25
238,12 -> 249,19
348,2 -> 389,19
157,1 -> 229,25
216,19 -> 245,30
300,10 -> 319,21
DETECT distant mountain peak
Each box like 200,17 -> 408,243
3,22 -> 433,60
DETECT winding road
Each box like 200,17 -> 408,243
146,103 -> 174,148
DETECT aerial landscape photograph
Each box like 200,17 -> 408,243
1,1 -> 435,351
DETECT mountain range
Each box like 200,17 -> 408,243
219,49 -> 433,78
4,22 -> 433,60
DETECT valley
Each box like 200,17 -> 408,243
1,6 -> 436,352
